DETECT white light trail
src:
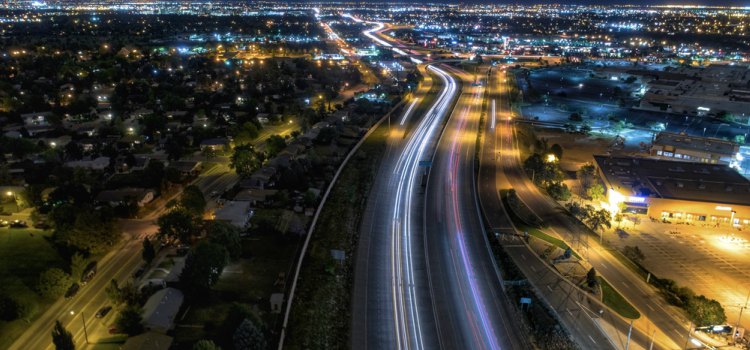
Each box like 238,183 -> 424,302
391,65 -> 457,350
400,98 -> 419,126
491,99 -> 496,129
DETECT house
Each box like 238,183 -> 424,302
214,200 -> 253,228
121,332 -> 173,350
233,188 -> 278,206
170,160 -> 202,176
240,166 -> 277,189
142,288 -> 184,333
20,111 -> 52,126
64,156 -> 110,170
200,138 -> 230,151
95,188 -> 155,207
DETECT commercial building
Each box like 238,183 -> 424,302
650,132 -> 739,165
594,155 -> 750,227
635,64 -> 750,124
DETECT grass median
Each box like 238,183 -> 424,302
598,277 -> 641,319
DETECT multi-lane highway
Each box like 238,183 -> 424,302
422,65 -> 527,350
352,63 -> 456,350
351,15 -> 532,349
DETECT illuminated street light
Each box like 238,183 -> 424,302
546,154 -> 557,163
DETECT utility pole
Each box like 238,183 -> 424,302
625,319 -> 634,350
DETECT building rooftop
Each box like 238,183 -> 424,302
142,287 -> 184,333
594,155 -> 750,206
653,132 -> 739,157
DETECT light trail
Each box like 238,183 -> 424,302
445,79 -> 501,350
390,65 -> 457,350
400,98 -> 420,126
491,99 -> 496,129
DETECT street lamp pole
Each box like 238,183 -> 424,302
71,310 -> 89,344
735,289 -> 750,339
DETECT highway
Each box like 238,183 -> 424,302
422,64 -> 527,350
352,63 -> 455,350
8,163 -> 238,349
480,66 -> 685,349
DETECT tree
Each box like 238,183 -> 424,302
232,122 -> 260,145
550,144 -> 563,161
586,209 -> 612,233
142,238 -> 156,264
181,242 -> 229,293
115,306 -> 144,336
0,293 -> 20,321
569,112 -> 583,122
233,318 -> 267,350
179,185 -> 206,217
52,320 -> 75,350
265,135 -> 287,158
207,221 -> 243,260
577,163 -> 597,191
623,245 -> 645,263
69,253 -> 88,282
580,124 -> 592,135
586,183 -> 605,201
157,209 -> 199,243
231,144 -> 263,178
193,340 -> 222,350
37,268 -> 74,299
585,268 -> 599,289
546,182 -> 571,201
56,209 -> 118,254
105,279 -> 121,305
687,295 -> 727,326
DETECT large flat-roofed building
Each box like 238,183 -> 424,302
650,132 -> 739,165
594,155 -> 750,227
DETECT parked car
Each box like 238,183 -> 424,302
33,221 -> 51,230
108,326 -> 121,334
9,220 -> 27,228
80,261 -> 97,285
64,283 -> 80,299
133,266 -> 146,278
0,220 -> 8,227
95,306 -> 112,318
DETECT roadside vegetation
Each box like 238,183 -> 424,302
285,120 -> 390,349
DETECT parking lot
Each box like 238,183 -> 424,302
605,219 -> 750,331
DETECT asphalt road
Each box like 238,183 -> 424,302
422,64 -> 528,350
8,162 -> 238,350
351,63 -> 451,350
487,66 -> 688,349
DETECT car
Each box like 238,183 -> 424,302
0,220 -> 8,227
33,221 -> 51,230
133,266 -> 146,278
9,220 -> 27,228
108,326 -> 121,335
64,283 -> 80,299
95,306 -> 112,318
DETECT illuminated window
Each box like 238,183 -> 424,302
656,150 -> 663,156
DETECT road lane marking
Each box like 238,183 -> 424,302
588,335 -> 597,344
647,304 -> 656,312
521,254 -> 526,261
530,265 -> 536,272
547,285 -> 553,292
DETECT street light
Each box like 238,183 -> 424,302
70,310 -> 89,344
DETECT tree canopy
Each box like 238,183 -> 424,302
181,241 -> 229,293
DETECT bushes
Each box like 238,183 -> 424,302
651,277 -> 726,326
36,268 -> 73,299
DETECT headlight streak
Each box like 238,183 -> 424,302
391,65 -> 456,350
446,81 -> 501,350
400,98 -> 420,126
